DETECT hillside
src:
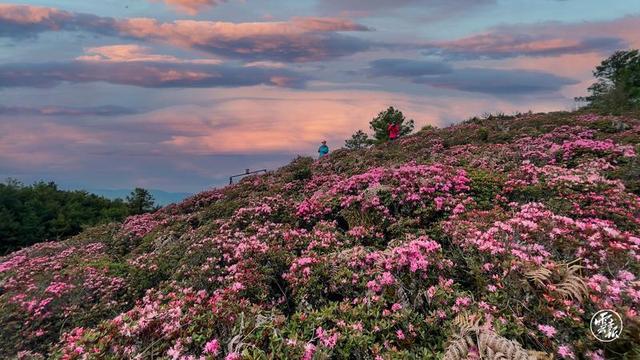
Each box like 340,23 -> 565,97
1,111 -> 639,359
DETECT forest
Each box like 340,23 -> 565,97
0,180 -> 155,255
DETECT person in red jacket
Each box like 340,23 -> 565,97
387,122 -> 400,141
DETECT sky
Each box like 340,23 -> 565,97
0,0 -> 639,194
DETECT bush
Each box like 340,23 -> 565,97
2,110 -> 640,358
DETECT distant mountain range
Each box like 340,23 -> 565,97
88,189 -> 192,206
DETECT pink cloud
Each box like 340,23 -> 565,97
0,4 -> 372,62
76,44 -> 222,64
0,3 -> 67,24
424,16 -> 640,60
319,0 -> 495,18
154,0 -> 227,15
112,16 -> 371,61
0,46 -> 308,89
0,120 -> 102,166
121,86 -> 569,155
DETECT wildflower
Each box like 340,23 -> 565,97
203,339 -> 220,355
286,339 -> 298,347
302,343 -> 316,360
167,341 -> 183,360
316,327 -> 340,349
586,350 -> 605,360
537,324 -> 557,338
557,345 -> 575,359
426,286 -> 437,298
230,282 -> 245,292
380,272 -> 395,285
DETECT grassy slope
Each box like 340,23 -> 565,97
1,110 -> 640,359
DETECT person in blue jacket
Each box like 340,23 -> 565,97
318,140 -> 329,158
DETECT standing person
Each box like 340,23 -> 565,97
318,140 -> 329,158
387,122 -> 400,141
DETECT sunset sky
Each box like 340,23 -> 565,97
1,0 -> 639,194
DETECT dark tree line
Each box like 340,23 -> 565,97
0,180 -> 157,255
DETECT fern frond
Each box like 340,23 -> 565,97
452,312 -> 482,335
443,335 -> 475,360
478,331 -> 530,360
527,350 -> 554,360
525,261 -> 589,303
525,267 -> 552,286
555,264 -> 588,302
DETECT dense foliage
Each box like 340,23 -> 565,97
1,111 -> 640,359
345,130 -> 371,150
0,181 -> 129,255
579,49 -> 640,113
0,182 -> 157,255
369,106 -> 414,142
347,106 -> 415,148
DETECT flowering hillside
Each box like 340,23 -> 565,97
1,111 -> 640,359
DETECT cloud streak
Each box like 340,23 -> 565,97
366,58 -> 577,94
0,105 -> 138,116
367,58 -> 452,77
0,4 -> 372,62
319,0 -> 495,17
413,68 -> 578,94
0,61 -> 309,88
153,0 -> 228,15
0,4 -> 117,38
421,17 -> 640,60
76,44 -> 222,64
424,34 -> 625,60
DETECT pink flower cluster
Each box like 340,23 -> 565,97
121,212 -> 169,238
0,241 -> 125,342
296,163 -> 471,220
3,112 -> 640,358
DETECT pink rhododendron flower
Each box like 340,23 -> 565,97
557,345 -> 575,359
203,339 -> 220,355
537,324 -> 557,338
302,343 -> 316,360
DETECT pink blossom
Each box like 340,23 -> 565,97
586,350 -> 605,360
537,324 -> 557,338
302,343 -> 316,360
203,339 -> 220,355
225,352 -> 241,360
557,345 -> 575,359
316,327 -> 340,349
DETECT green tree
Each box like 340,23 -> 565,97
345,129 -> 372,149
126,188 -> 157,215
578,49 -> 640,113
0,179 -> 131,254
369,106 -> 414,142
